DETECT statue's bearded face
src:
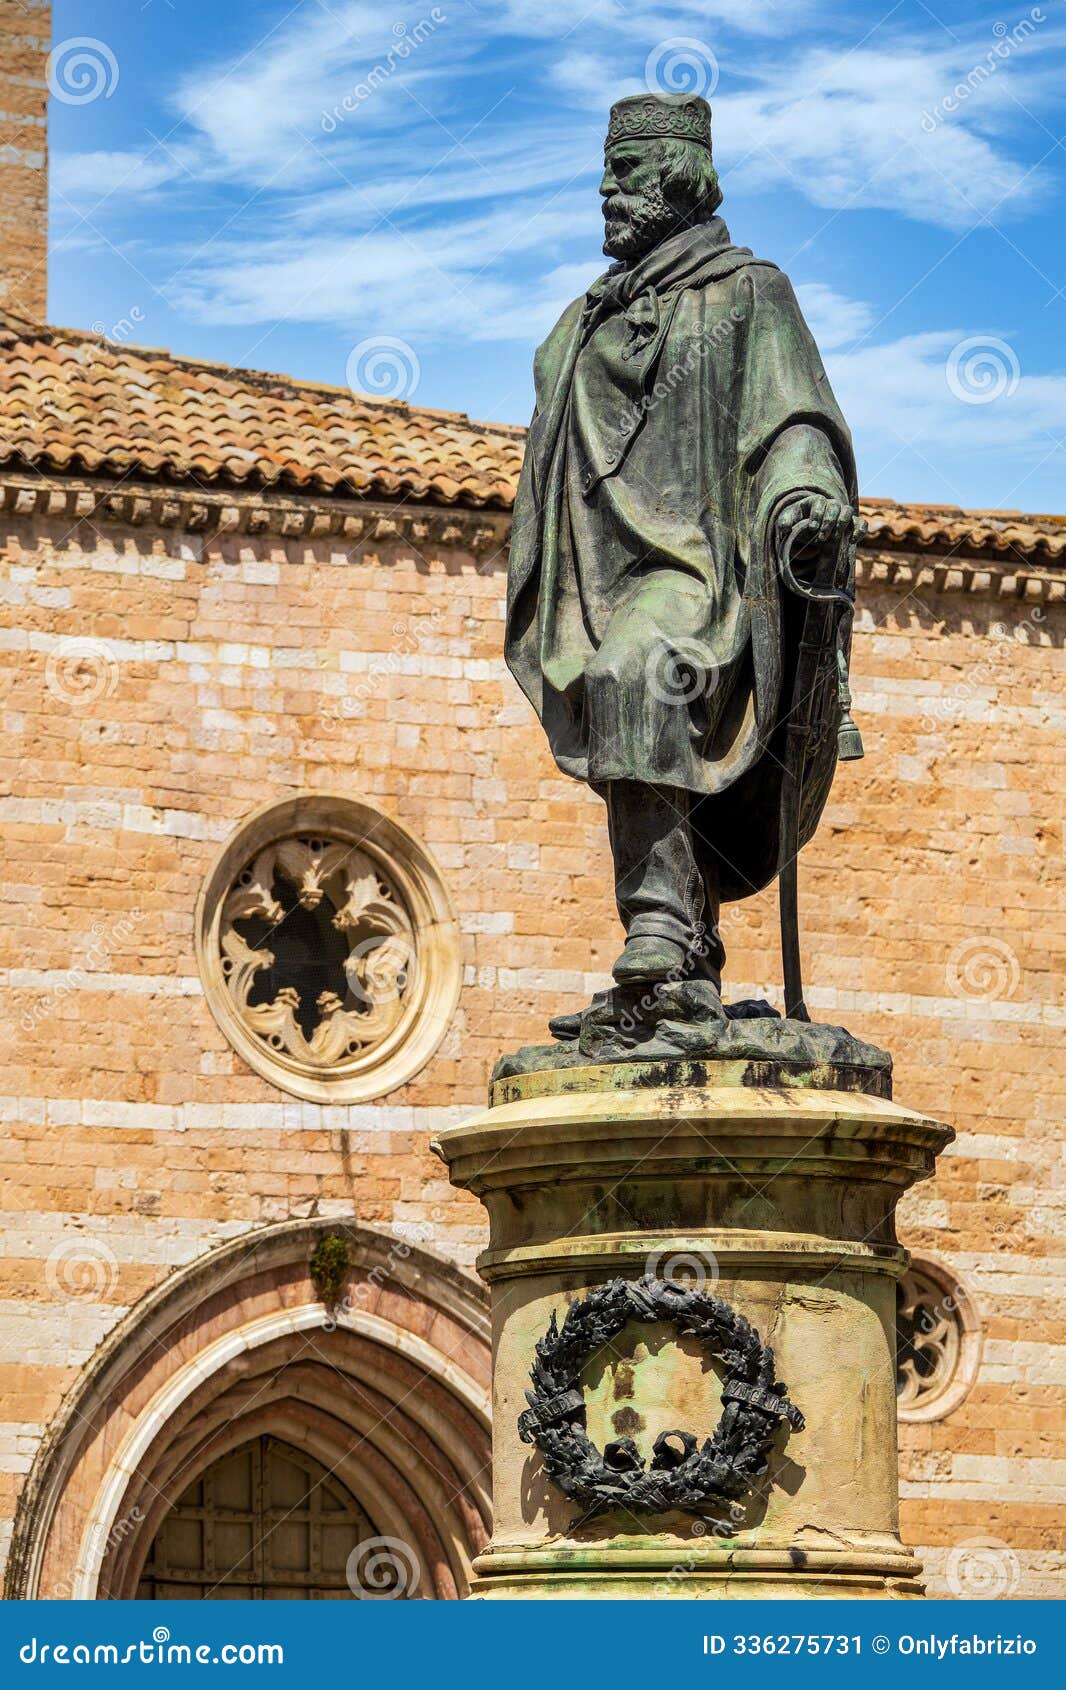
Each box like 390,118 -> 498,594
600,141 -> 678,261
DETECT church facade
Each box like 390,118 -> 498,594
0,1 -> 1062,1600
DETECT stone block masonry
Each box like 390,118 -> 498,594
0,491 -> 1062,1597
0,1 -> 49,320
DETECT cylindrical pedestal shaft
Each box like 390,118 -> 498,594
433,1058 -> 953,1599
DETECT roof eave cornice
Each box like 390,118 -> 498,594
0,467 -> 512,558
0,466 -> 1063,601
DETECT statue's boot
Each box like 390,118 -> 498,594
613,936 -> 687,983
603,781 -> 723,987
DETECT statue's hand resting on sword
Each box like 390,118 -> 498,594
775,494 -> 858,568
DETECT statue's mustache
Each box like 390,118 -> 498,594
602,193 -> 639,222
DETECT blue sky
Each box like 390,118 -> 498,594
47,0 -> 1066,513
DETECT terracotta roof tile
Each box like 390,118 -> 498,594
0,312 -> 524,512
0,312 -> 1062,562
860,498 -> 1066,564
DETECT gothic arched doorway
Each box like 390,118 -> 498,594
7,1220 -> 491,1601
136,1435 -> 390,1600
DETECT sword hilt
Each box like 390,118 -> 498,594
779,517 -> 864,763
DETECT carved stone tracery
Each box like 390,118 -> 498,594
195,793 -> 461,1103
220,835 -> 416,1069
895,1257 -> 980,1421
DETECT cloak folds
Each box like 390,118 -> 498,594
505,217 -> 857,903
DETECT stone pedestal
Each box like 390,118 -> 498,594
433,1054 -> 953,1599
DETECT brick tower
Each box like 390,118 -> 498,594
0,0 -> 50,319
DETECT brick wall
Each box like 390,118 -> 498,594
0,497 -> 1062,1594
0,0 -> 49,320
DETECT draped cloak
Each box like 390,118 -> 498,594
505,217 -> 857,903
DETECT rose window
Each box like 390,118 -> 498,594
895,1257 -> 981,1422
196,795 -> 461,1103
222,837 -> 416,1068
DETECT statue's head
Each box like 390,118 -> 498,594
600,93 -> 722,262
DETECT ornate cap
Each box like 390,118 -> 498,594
606,92 -> 712,154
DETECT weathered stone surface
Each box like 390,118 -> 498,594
0,2 -> 49,321
433,1070 -> 954,1598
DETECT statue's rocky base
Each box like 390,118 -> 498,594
495,987 -> 892,1096
433,1051 -> 952,1600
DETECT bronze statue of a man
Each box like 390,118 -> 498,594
506,92 -> 861,1023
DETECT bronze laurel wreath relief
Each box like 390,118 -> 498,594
517,1276 -> 804,1520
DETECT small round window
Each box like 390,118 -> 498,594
195,794 -> 461,1102
896,1255 -> 982,1422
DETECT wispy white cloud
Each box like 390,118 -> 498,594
55,2 -> 1065,241
832,329 -> 1066,456
164,189 -> 605,345
713,40 -> 1051,230
795,282 -> 876,350
45,0 -> 1066,509
285,132 -> 604,228
792,284 -> 1066,501
556,18 -> 1064,228
169,2 -> 481,188
163,0 -> 816,191
472,0 -> 809,42
52,147 -> 198,203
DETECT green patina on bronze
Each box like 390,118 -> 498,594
507,221 -> 854,842
490,1021 -> 892,1105
505,92 -> 864,1054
